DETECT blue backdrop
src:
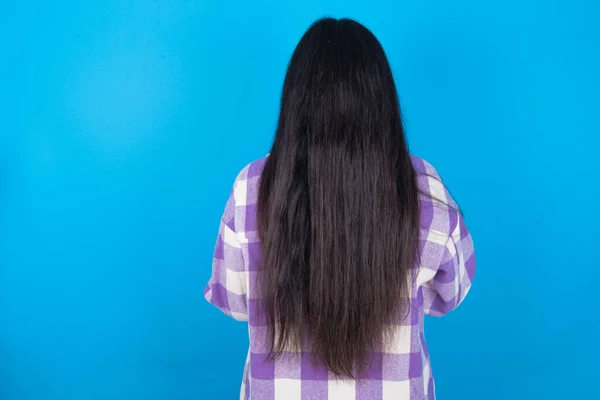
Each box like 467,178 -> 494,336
1,1 -> 599,399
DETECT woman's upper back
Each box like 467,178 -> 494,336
205,154 -> 475,400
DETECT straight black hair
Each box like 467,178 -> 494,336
256,18 -> 420,379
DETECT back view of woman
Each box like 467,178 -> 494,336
205,18 -> 475,400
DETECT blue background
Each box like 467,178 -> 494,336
1,1 -> 599,399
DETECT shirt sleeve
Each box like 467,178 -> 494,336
204,186 -> 249,322
421,212 -> 476,316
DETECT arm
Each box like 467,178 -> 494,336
204,186 -> 249,321
420,212 -> 476,316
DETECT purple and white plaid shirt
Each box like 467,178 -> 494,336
205,155 -> 475,400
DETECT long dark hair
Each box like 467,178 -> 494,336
256,18 -> 420,379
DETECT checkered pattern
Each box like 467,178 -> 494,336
204,156 -> 476,400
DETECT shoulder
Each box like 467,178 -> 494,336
231,155 -> 269,207
411,155 -> 460,235
235,156 -> 269,184
411,155 -> 441,180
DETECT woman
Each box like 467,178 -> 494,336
205,17 -> 475,400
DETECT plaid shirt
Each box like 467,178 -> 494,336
205,156 -> 475,400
